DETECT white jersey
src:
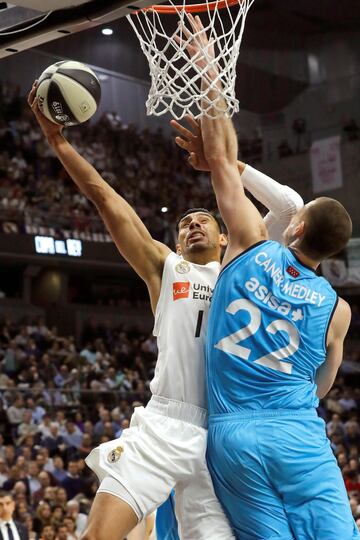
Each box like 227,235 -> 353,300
151,252 -> 220,409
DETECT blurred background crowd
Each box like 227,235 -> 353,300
0,315 -> 156,539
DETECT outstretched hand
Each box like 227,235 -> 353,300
27,81 -> 64,141
171,115 -> 210,171
175,14 -> 216,72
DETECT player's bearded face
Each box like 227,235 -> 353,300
177,212 -> 221,255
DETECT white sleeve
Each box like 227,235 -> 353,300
241,164 -> 304,242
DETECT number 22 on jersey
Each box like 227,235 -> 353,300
215,298 -> 300,375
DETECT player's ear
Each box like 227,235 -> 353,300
176,243 -> 182,255
294,220 -> 306,238
219,233 -> 228,248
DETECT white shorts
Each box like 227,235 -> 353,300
86,395 -> 234,540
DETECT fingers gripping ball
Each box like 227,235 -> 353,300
36,61 -> 101,126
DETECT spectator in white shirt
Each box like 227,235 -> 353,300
16,411 -> 38,446
6,395 -> 25,431
66,500 -> 87,537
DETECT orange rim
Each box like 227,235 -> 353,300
141,0 -> 241,14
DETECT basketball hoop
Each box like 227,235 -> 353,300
127,0 -> 255,120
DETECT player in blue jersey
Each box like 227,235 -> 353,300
181,14 -> 358,540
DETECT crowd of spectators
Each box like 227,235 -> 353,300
0,315 -> 155,538
0,312 -> 359,535
2,81 -> 360,243
0,80 -> 215,244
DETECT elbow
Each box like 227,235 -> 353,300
316,389 -> 327,400
290,190 -> 304,213
316,383 -> 331,400
279,187 -> 304,218
87,182 -> 113,209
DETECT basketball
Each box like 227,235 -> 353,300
36,60 -> 101,126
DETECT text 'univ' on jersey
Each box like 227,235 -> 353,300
206,240 -> 338,414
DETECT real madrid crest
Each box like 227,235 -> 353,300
107,446 -> 124,463
175,260 -> 190,274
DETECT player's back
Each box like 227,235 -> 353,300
206,240 -> 338,414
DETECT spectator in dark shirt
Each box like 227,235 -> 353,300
43,424 -> 66,457
51,456 -> 67,484
32,471 -> 51,507
60,460 -> 85,500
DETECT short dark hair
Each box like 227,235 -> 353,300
301,197 -> 352,259
0,490 -> 13,500
176,208 -> 223,233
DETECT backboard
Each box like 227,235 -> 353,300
0,0 -> 157,58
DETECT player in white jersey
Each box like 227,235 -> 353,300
28,83 -> 302,540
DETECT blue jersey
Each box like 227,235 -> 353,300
206,240 -> 338,413
156,492 -> 180,540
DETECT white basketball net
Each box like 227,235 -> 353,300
127,0 -> 255,119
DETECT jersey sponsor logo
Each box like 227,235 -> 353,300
245,277 -> 291,316
175,260 -> 190,274
172,282 -> 213,302
254,251 -> 326,307
193,283 -> 213,302
286,265 -> 300,278
173,281 -> 190,300
107,445 -> 124,463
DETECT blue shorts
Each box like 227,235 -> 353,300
156,492 -> 180,540
207,409 -> 360,540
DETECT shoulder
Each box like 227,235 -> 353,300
14,521 -> 28,534
221,239 -> 273,271
329,297 -> 351,341
334,297 -> 351,324
153,240 -> 172,260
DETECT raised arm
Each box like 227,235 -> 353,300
171,117 -> 303,242
315,298 -> 351,399
28,83 -> 170,312
202,117 -> 267,263
180,16 -> 267,263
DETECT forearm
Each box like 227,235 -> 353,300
210,164 -> 267,246
315,370 -> 337,399
240,164 -> 304,218
315,357 -> 341,399
202,113 -> 238,168
200,60 -> 234,161
47,132 -> 114,206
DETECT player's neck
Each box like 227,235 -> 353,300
184,252 -> 220,265
289,245 -> 320,271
